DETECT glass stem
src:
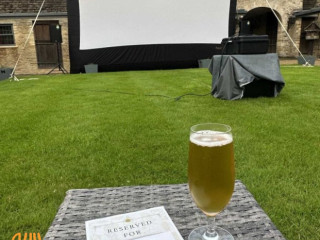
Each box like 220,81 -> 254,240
203,216 -> 219,240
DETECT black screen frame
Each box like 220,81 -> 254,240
67,0 -> 237,73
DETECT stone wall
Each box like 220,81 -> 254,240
0,16 -> 69,75
237,0 -> 320,58
237,0 -> 303,57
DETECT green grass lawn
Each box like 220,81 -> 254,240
0,66 -> 319,239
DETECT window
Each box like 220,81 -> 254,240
0,24 -> 15,45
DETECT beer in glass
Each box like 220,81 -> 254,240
188,123 -> 235,240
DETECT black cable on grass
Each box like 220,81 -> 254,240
68,88 -> 211,101
174,92 -> 211,101
144,94 -> 173,99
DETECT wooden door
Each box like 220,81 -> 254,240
34,21 -> 62,68
300,18 -> 315,55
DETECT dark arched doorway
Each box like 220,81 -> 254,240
243,7 -> 279,53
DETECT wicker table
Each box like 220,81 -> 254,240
44,180 -> 286,240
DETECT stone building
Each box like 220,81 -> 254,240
236,0 -> 320,58
0,0 -> 319,75
0,0 -> 68,75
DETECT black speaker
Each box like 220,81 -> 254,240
221,35 -> 269,54
50,24 -> 62,43
239,20 -> 252,35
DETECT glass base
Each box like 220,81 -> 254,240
188,226 -> 234,240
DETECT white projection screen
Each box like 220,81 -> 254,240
79,0 -> 231,50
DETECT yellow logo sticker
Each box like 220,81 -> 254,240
12,233 -> 41,240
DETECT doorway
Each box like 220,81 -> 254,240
33,21 -> 63,68
243,7 -> 279,53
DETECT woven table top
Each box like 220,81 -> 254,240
44,180 -> 286,240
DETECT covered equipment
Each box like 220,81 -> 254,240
209,54 -> 285,100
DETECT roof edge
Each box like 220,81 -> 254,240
293,7 -> 320,17
0,12 -> 67,18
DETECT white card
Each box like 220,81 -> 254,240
135,232 -> 175,240
86,206 -> 183,240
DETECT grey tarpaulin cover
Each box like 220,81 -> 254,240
208,53 -> 285,100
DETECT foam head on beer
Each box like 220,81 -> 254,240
190,130 -> 233,147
